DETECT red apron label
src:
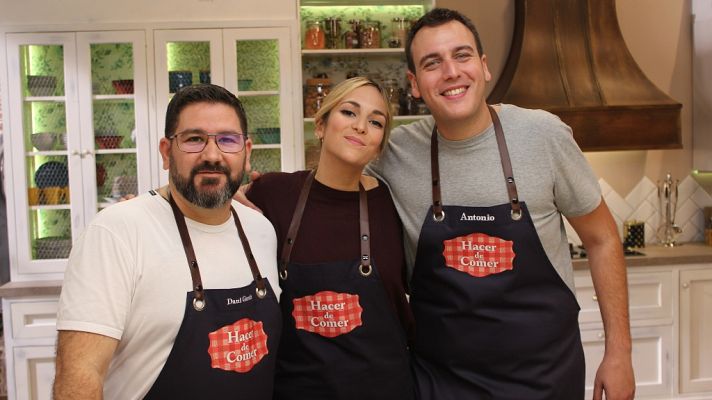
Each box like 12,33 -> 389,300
292,291 -> 363,337
207,318 -> 268,373
443,233 -> 515,277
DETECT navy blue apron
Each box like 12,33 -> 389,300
273,170 -> 413,400
410,106 -> 585,400
144,192 -> 282,399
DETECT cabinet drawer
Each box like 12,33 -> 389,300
582,325 -> 673,399
575,270 -> 673,324
10,301 -> 59,339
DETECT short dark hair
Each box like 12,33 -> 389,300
164,84 -> 248,138
405,8 -> 484,73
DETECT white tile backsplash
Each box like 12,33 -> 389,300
566,174 -> 712,245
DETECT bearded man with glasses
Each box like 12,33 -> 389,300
54,84 -> 282,400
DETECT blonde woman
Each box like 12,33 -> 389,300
246,77 -> 413,399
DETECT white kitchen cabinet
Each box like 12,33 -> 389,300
680,268 -> 712,394
575,263 -> 712,399
1,296 -> 59,400
4,31 -> 151,281
154,27 -> 297,185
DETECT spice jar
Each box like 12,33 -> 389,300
383,79 -> 401,115
324,17 -> 342,49
304,20 -> 326,49
304,78 -> 333,117
344,19 -> 361,49
390,18 -> 409,48
360,21 -> 381,49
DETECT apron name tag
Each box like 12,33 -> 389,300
292,291 -> 363,337
207,318 -> 269,373
443,233 -> 515,277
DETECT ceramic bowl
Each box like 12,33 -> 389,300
169,71 -> 193,93
112,79 -> 134,94
27,75 -> 57,96
35,236 -> 72,259
95,135 -> 123,149
238,79 -> 253,91
31,132 -> 58,151
199,71 -> 211,84
254,128 -> 280,144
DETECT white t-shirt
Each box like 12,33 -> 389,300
57,191 -> 280,400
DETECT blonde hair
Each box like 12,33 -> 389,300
313,77 -> 393,153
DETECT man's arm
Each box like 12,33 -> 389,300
567,199 -> 635,400
53,330 -> 119,399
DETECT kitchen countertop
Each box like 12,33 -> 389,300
572,242 -> 712,270
1,243 -> 711,297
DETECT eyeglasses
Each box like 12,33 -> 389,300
170,132 -> 247,153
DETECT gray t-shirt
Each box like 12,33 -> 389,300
368,104 -> 601,292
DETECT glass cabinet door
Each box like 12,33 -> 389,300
76,31 -> 151,212
6,33 -> 80,275
154,29 -> 224,185
224,27 -> 296,175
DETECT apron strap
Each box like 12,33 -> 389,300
488,105 -> 522,220
279,170 -> 316,280
168,193 -> 207,310
230,206 -> 268,298
429,105 -> 522,221
278,170 -> 373,279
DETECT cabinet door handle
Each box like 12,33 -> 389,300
592,295 -> 598,302
71,150 -> 81,157
682,282 -> 689,289
82,150 -> 94,157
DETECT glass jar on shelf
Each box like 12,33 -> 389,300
324,17 -> 342,49
304,20 -> 326,50
383,79 -> 401,116
360,21 -> 381,49
304,77 -> 333,117
344,19 -> 362,49
389,18 -> 410,48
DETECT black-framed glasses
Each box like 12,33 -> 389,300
170,132 -> 248,153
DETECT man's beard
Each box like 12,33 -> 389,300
170,157 -> 243,209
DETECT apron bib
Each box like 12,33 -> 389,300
410,106 -> 585,400
144,193 -> 281,399
274,171 -> 413,400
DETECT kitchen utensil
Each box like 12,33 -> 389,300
623,220 -> 645,248
254,128 -> 281,144
30,132 -> 57,151
199,71 -> 211,84
27,75 -> 57,96
43,186 -> 63,204
112,79 -> 134,94
238,79 -> 253,91
657,173 -> 682,246
27,187 -> 41,205
95,135 -> 123,149
35,236 -> 72,259
34,161 -> 68,188
169,71 -> 193,93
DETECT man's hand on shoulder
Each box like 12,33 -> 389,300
234,170 -> 263,212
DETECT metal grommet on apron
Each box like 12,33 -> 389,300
273,170 -> 413,400
143,192 -> 282,399
409,105 -> 584,400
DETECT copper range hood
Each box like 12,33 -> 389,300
487,0 -> 682,151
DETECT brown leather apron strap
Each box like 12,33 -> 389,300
279,170 -> 316,280
230,206 -> 268,298
430,124 -> 445,222
430,105 -> 522,221
358,181 -> 372,277
487,105 -> 522,220
278,170 -> 373,279
168,193 -> 206,310
168,192 -> 270,311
